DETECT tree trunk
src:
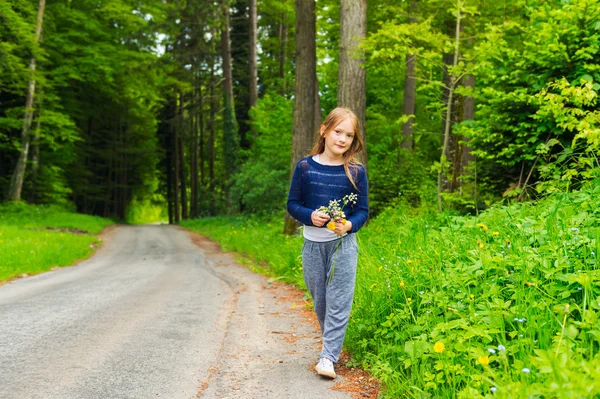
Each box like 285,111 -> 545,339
278,11 -> 288,96
221,0 -> 238,181
338,0 -> 367,167
173,99 -> 180,223
401,0 -> 418,150
179,92 -> 188,220
249,0 -> 258,108
283,0 -> 319,235
8,0 -> 46,202
437,2 -> 462,212
29,95 -> 43,203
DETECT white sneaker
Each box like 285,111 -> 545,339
315,357 -> 336,379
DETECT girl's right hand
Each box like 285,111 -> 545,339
311,211 -> 330,227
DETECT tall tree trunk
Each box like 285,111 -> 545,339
278,10 -> 288,96
437,1 -> 462,212
401,0 -> 418,150
173,100 -> 180,223
221,0 -> 238,181
209,61 -> 217,217
29,95 -> 43,203
283,0 -> 318,235
179,93 -> 188,220
8,0 -> 46,202
338,0 -> 367,167
249,0 -> 258,108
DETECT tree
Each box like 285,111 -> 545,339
283,0 -> 318,235
248,0 -> 258,109
221,0 -> 239,181
338,0 -> 367,166
401,0 -> 418,150
7,0 -> 46,202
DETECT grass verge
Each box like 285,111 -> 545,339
0,203 -> 114,282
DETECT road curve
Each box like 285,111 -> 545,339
0,225 -> 353,399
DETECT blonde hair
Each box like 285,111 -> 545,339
308,107 -> 365,190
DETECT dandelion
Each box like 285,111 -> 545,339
407,297 -> 412,302
407,259 -> 413,264
488,348 -> 496,354
492,231 -> 499,237
433,341 -> 445,353
477,223 -> 488,231
470,294 -> 475,300
400,281 -> 405,288
525,281 -> 532,287
522,368 -> 530,373
497,344 -> 506,352
478,355 -> 490,366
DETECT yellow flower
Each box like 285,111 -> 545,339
479,243 -> 485,249
407,259 -> 413,264
434,341 -> 445,353
478,355 -> 490,366
492,231 -> 500,237
407,297 -> 412,302
327,221 -> 336,230
341,218 -> 347,225
400,281 -> 405,288
470,294 -> 475,300
477,223 -> 488,231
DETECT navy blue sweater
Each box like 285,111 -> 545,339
286,156 -> 369,233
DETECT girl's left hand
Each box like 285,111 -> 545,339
333,220 -> 352,236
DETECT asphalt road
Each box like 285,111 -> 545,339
0,225 -> 353,399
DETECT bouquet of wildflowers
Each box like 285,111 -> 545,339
316,193 -> 358,231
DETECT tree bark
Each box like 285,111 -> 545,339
173,98 -> 180,223
179,92 -> 188,220
278,11 -> 288,96
29,95 -> 43,203
283,0 -> 318,235
221,0 -> 238,180
401,0 -> 418,150
338,0 -> 367,167
249,0 -> 258,108
8,0 -> 46,202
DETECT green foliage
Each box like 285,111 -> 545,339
125,194 -> 168,224
230,94 -> 292,214
463,0 -> 600,196
0,202 -> 113,281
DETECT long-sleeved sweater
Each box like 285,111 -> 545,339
286,156 -> 369,234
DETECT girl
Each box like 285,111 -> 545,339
287,107 -> 369,379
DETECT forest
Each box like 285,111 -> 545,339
2,0 -> 600,397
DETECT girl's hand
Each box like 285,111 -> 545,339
333,220 -> 352,236
311,211 -> 330,227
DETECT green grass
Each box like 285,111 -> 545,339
180,183 -> 600,399
0,203 -> 114,282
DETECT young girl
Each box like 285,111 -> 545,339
287,107 -> 369,379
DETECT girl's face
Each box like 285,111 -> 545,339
321,117 -> 355,159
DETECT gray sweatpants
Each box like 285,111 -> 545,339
302,234 -> 358,363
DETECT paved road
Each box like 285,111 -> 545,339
0,225 -> 353,399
